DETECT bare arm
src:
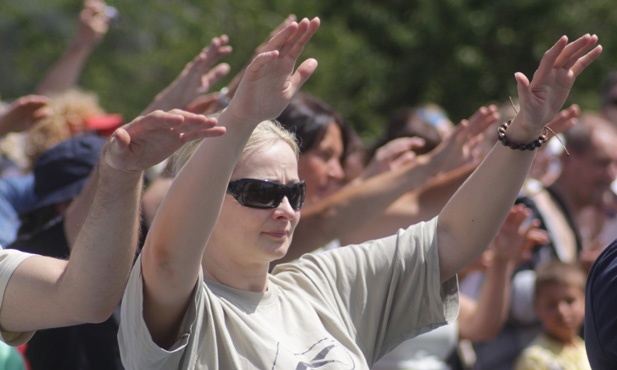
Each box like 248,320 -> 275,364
437,34 -> 602,281
36,0 -> 111,95
0,110 -> 225,332
278,105 -> 497,263
141,36 -> 232,115
458,205 -> 547,341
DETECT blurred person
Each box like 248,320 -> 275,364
600,71 -> 617,125
6,135 -> 124,370
473,111 -> 617,370
35,0 -> 114,95
24,88 -> 122,170
0,95 -> 51,174
0,109 -> 225,347
514,262 -> 589,370
585,238 -> 617,368
373,205 -> 547,370
118,21 -> 601,369
0,95 -> 52,246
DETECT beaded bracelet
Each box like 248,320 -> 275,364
497,120 -> 548,151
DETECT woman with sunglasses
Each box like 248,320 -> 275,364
117,21 -> 601,370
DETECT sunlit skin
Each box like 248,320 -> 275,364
202,140 -> 302,285
602,84 -> 617,124
565,132 -> 617,208
298,122 -> 345,206
534,282 -> 585,345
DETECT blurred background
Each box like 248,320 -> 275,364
2,0 -> 617,142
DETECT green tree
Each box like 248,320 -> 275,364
2,0 -> 616,142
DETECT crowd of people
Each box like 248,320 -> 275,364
1,1 -> 616,369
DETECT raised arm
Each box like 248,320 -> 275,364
0,110 -> 224,332
279,105 -> 497,263
458,205 -> 547,341
141,36 -> 232,115
437,34 -> 602,281
35,0 -> 111,95
140,18 -> 320,348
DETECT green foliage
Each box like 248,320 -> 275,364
2,0 -> 616,142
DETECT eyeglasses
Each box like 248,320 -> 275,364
227,178 -> 306,210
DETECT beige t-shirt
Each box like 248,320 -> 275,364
0,249 -> 35,346
119,217 -> 459,369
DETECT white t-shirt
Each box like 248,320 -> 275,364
119,217 -> 458,369
0,249 -> 34,345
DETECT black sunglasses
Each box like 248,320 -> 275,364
227,178 -> 306,210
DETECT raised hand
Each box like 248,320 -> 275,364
546,103 -> 580,135
0,95 -> 51,136
74,0 -> 112,48
103,110 -> 225,172
223,15 -> 298,101
145,36 -> 232,114
428,104 -> 501,178
488,204 -> 548,266
360,137 -> 425,179
515,35 -> 602,132
225,17 -> 320,123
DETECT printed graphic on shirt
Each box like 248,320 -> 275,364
271,337 -> 356,369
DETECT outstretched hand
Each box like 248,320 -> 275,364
144,36 -> 232,114
225,17 -> 320,124
488,204 -> 548,266
0,95 -> 51,136
74,0 -> 112,48
515,34 -> 602,131
103,110 -> 225,172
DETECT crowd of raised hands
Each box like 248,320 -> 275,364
0,1 -> 612,369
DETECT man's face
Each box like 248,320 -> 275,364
567,132 -> 617,207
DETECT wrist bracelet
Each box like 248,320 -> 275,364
497,120 -> 547,151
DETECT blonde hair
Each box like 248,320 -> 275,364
174,119 -> 299,176
25,89 -> 104,169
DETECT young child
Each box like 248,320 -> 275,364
514,261 -> 590,370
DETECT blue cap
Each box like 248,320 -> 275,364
585,239 -> 617,368
30,135 -> 105,211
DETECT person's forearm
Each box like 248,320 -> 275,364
282,156 -> 435,263
35,43 -> 94,95
62,159 -> 143,320
438,131 -> 537,281
459,258 -> 515,341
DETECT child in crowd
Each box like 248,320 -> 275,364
514,261 -> 590,370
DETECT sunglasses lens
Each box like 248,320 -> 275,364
287,182 -> 305,210
241,181 -> 280,208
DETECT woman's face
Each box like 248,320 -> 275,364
299,123 -> 345,206
211,140 -> 301,266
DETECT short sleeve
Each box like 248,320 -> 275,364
0,249 -> 35,346
118,255 -> 200,370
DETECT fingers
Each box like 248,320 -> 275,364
465,105 -> 500,137
289,58 -> 319,93
571,44 -> 602,78
283,17 -> 320,60
261,21 -> 299,54
546,104 -> 580,134
533,36 -> 568,81
199,63 -> 231,93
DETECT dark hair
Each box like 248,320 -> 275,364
369,107 -> 445,160
600,72 -> 617,108
276,92 -> 352,163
